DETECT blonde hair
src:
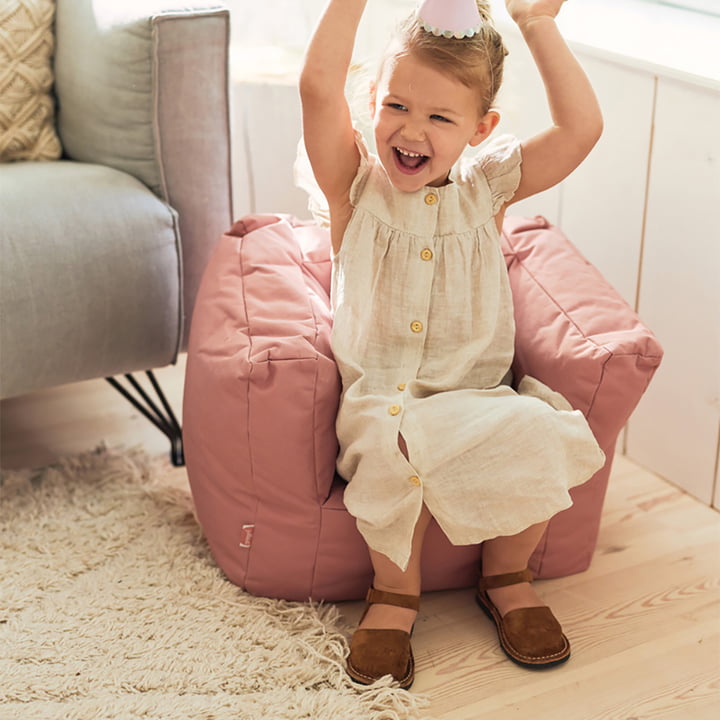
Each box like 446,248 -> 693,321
382,1 -> 507,115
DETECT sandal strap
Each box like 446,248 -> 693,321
366,587 -> 420,611
478,568 -> 533,592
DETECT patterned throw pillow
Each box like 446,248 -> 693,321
0,0 -> 62,162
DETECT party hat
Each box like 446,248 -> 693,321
418,0 -> 483,39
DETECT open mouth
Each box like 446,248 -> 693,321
393,147 -> 429,174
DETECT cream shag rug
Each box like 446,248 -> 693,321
0,447 -> 429,720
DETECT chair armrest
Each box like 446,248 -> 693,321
54,0 -> 233,344
502,216 -> 663,449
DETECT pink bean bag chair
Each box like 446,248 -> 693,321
183,214 -> 662,602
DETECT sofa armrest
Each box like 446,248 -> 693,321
503,216 -> 663,577
502,216 -> 663,449
54,0 -> 233,345
184,215 -> 341,588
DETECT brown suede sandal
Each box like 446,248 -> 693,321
476,569 -> 570,669
346,587 -> 420,690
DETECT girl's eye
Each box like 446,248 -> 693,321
430,114 -> 451,123
387,103 -> 407,111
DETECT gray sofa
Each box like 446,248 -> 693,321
0,1 -> 232,460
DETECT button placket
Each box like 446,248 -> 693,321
402,190 -> 437,391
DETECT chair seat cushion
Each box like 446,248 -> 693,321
0,160 -> 182,398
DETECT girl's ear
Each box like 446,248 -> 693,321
468,110 -> 500,147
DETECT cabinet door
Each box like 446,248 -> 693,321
626,78 -> 720,505
558,56 -> 655,307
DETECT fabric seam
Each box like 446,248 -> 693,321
237,231 -> 260,591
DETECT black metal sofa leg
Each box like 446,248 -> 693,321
105,370 -> 184,467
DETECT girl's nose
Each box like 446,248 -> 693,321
400,119 -> 426,142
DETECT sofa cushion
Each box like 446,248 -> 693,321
0,161 -> 182,398
0,0 -> 62,162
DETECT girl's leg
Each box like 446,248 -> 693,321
356,431 -> 431,632
481,520 -> 550,616
359,503 -> 432,633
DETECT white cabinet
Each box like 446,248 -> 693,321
498,26 -> 720,506
559,56 -> 655,307
624,78 -> 720,506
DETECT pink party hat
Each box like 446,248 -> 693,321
418,0 -> 483,39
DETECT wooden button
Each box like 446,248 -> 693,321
424,193 -> 437,205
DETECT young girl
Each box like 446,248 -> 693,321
299,0 -> 605,689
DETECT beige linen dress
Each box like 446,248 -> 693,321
303,132 -> 606,571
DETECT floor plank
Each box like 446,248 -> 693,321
2,361 -> 718,719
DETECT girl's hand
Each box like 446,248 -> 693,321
505,0 -> 566,28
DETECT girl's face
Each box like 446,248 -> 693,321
372,52 -> 498,192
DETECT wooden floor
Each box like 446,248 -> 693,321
2,359 -> 718,719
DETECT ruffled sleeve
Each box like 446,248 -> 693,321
293,129 -> 373,229
463,134 -> 522,215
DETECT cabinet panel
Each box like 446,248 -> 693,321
626,78 -> 720,504
559,56 -> 655,307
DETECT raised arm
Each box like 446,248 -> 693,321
504,0 -> 603,205
299,0 -> 367,250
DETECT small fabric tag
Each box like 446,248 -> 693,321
238,524 -> 255,549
